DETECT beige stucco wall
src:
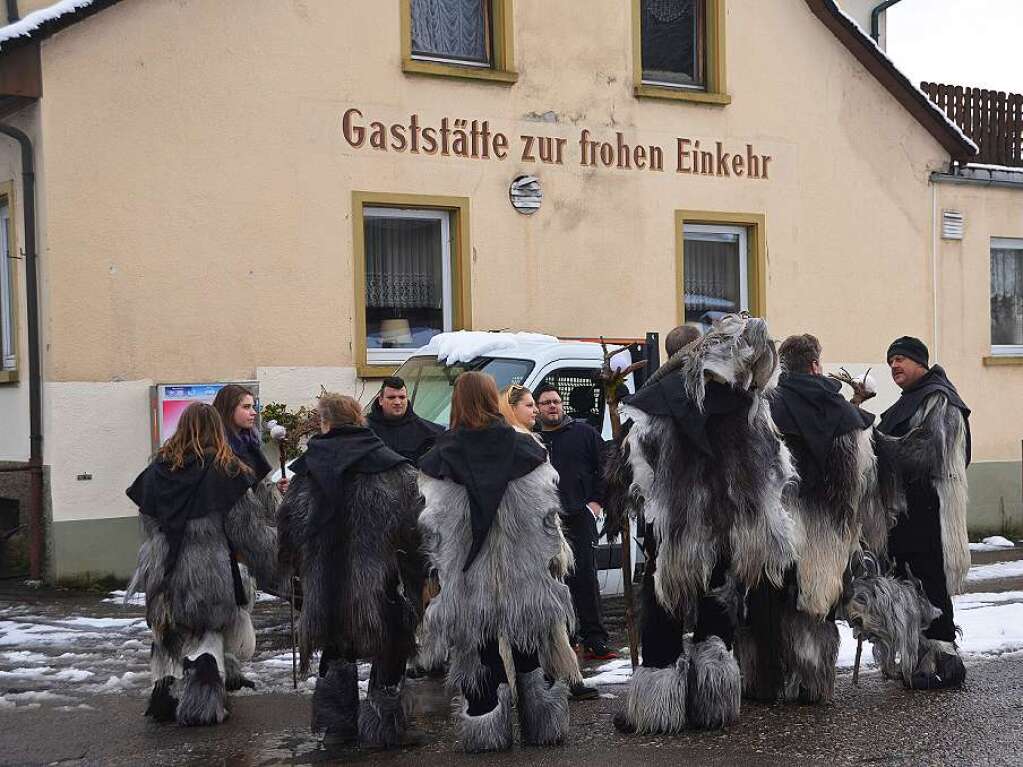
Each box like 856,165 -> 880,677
2,0 -> 1020,549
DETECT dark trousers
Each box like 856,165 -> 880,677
319,599 -> 412,689
893,552 -> 956,641
562,511 -> 609,647
639,524 -> 735,667
465,637 -> 541,715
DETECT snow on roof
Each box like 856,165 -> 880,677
831,3 -> 979,155
421,331 -> 561,365
0,0 -> 98,49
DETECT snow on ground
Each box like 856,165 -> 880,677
969,536 -> 1017,552
966,559 -> 1023,582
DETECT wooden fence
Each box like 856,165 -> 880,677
922,82 -> 1023,167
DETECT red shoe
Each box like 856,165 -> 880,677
583,642 -> 619,661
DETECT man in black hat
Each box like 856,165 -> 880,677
367,376 -> 444,466
878,336 -> 971,689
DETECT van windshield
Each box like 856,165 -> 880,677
396,356 -> 535,426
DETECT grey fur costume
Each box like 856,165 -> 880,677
418,459 -> 577,746
611,314 -> 797,733
128,489 -> 277,726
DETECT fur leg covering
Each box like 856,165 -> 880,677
686,638 -> 741,730
177,653 -> 227,726
780,611 -> 840,704
516,668 -> 569,746
224,654 -> 255,692
145,676 -> 179,722
358,684 -> 409,749
456,684 -> 514,753
312,660 -> 359,743
614,656 -> 688,735
910,639 -> 966,690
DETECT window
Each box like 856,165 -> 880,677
676,211 -> 766,326
0,190 -> 17,382
402,0 -> 516,83
535,367 -> 605,432
991,237 -> 1023,356
353,193 -> 472,377
633,0 -> 729,105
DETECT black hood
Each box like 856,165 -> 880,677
420,422 -> 547,571
879,364 -> 971,464
367,400 -> 445,464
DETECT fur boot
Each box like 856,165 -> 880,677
456,684 -> 514,753
312,660 -> 359,745
686,638 -> 741,729
176,653 -> 227,726
145,675 -> 178,723
780,610 -> 840,704
224,653 -> 255,692
358,684 -> 412,749
516,668 -> 569,746
613,656 -> 688,735
910,639 -> 966,690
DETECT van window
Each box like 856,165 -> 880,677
535,368 -> 604,431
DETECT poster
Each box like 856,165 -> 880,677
151,382 -> 259,448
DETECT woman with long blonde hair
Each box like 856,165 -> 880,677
498,383 -> 539,435
418,372 -> 577,752
126,402 -> 277,727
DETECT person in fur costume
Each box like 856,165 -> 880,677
275,392 -> 425,748
734,334 -> 885,705
126,403 -> 278,727
871,336 -> 971,689
606,314 -> 798,734
418,371 -> 576,753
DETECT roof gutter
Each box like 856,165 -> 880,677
870,0 -> 904,43
0,122 -> 44,580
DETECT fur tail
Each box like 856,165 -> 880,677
358,684 -> 409,749
312,660 -> 359,743
686,638 -> 741,729
176,653 -> 227,726
456,684 -> 513,753
614,657 -> 688,735
516,669 -> 569,746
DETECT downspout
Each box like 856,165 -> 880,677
5,1 -> 18,23
870,0 -> 904,44
0,123 -> 43,580
930,179 -> 940,366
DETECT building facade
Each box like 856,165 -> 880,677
0,0 -> 1020,579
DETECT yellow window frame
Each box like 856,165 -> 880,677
0,180 -> 19,384
352,192 -> 473,379
401,0 -> 517,84
633,0 -> 730,105
675,210 -> 767,325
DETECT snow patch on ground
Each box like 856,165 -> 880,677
970,536 -> 1017,552
103,590 -> 145,606
966,560 -> 1023,582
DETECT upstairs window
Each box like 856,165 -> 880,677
641,0 -> 705,89
682,223 -> 748,323
0,195 -> 17,380
412,0 -> 491,66
991,237 -> 1023,356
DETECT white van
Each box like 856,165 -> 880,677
391,331 -> 658,596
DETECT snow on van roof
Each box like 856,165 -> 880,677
421,331 -> 561,364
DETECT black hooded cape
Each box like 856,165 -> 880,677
878,365 -> 972,465
625,375 -> 752,456
126,454 -> 255,599
367,401 -> 445,465
419,422 -> 547,572
771,373 -> 875,489
288,426 -> 409,538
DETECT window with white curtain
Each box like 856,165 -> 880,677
682,223 -> 748,324
411,0 -> 491,66
991,237 -> 1023,356
364,207 -> 452,366
0,201 -> 15,372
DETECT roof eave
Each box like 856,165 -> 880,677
0,0 -> 124,56
804,0 -> 977,161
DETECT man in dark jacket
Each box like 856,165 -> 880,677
877,336 -> 971,689
536,384 -> 616,660
367,376 -> 445,466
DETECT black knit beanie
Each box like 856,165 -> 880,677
886,336 -> 929,368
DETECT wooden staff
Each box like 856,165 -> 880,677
852,637 -> 863,686
597,338 -> 647,670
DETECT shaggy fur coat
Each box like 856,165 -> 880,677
418,460 -> 578,693
276,463 -> 424,668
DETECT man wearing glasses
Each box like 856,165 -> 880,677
535,385 -> 617,661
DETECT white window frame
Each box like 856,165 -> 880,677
991,236 -> 1023,356
0,202 -> 15,371
682,223 -> 749,316
363,207 -> 452,367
